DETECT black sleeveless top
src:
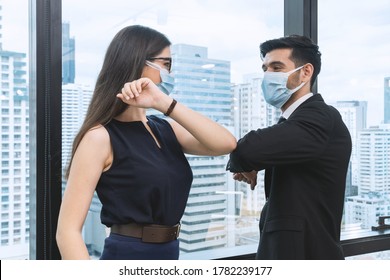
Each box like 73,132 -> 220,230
96,115 -> 193,227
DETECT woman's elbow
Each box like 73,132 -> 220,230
215,138 -> 237,155
56,226 -> 65,250
227,138 -> 237,152
56,223 -> 72,251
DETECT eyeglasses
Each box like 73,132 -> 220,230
147,57 -> 172,72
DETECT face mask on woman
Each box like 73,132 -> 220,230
261,65 -> 306,108
145,61 -> 175,95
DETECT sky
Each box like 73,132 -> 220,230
2,0 -> 390,126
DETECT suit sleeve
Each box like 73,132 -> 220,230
226,103 -> 334,172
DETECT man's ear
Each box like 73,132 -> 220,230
302,63 -> 314,83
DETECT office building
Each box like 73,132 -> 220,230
61,83 -> 92,171
385,77 -> 390,124
345,192 -> 390,229
231,74 -> 280,245
62,22 -> 75,84
357,125 -> 390,195
333,101 -> 367,189
62,83 -> 104,257
5,0 -> 389,262
0,49 -> 29,259
170,44 -> 234,254
344,125 -> 390,229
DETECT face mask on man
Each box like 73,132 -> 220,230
145,61 -> 175,95
261,65 -> 306,109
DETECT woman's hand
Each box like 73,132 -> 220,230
117,78 -> 170,111
118,78 -> 237,156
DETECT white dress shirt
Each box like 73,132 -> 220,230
282,93 -> 314,119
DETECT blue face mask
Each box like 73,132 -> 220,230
145,61 -> 175,95
261,66 -> 306,109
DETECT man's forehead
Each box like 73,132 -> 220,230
264,48 -> 291,59
263,48 -> 292,65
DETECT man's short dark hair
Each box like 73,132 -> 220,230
260,35 -> 321,89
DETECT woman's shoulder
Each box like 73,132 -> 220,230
82,124 -> 110,146
74,125 -> 112,172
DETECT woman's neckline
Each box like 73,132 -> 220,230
111,116 -> 150,124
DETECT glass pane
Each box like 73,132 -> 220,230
0,1 -> 30,259
319,1 -> 390,259
62,0 -> 283,259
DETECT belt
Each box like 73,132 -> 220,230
110,223 -> 180,243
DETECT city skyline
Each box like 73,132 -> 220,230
3,0 -> 390,126
2,1 -> 390,260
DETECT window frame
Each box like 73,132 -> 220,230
29,0 -> 390,259
29,0 -> 62,260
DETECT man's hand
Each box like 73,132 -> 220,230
233,171 -> 258,190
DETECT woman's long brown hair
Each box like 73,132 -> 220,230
65,25 -> 171,178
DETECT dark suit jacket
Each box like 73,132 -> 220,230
227,94 -> 352,259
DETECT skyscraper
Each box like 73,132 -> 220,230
384,77 -> 390,124
233,73 -> 280,139
344,124 -> 390,229
332,101 -> 367,191
60,22 -> 105,258
62,22 -> 75,84
61,83 -> 92,171
233,75 -> 265,216
357,125 -> 390,195
170,44 -> 234,255
61,77 -> 103,258
0,49 -> 29,259
231,74 -> 280,246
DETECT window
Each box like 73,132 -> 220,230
62,0 -> 283,259
1,0 -> 388,261
0,1 -> 29,260
319,0 -> 390,259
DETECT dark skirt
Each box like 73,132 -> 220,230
99,233 -> 180,260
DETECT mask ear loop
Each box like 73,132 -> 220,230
286,65 -> 307,93
286,65 -> 305,75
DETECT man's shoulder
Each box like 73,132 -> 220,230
296,94 -> 326,112
292,94 -> 343,124
302,93 -> 324,105
300,94 -> 339,113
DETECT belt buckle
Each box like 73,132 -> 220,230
176,223 -> 181,239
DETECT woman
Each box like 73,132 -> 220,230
56,25 -> 237,260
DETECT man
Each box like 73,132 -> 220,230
227,35 -> 352,259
